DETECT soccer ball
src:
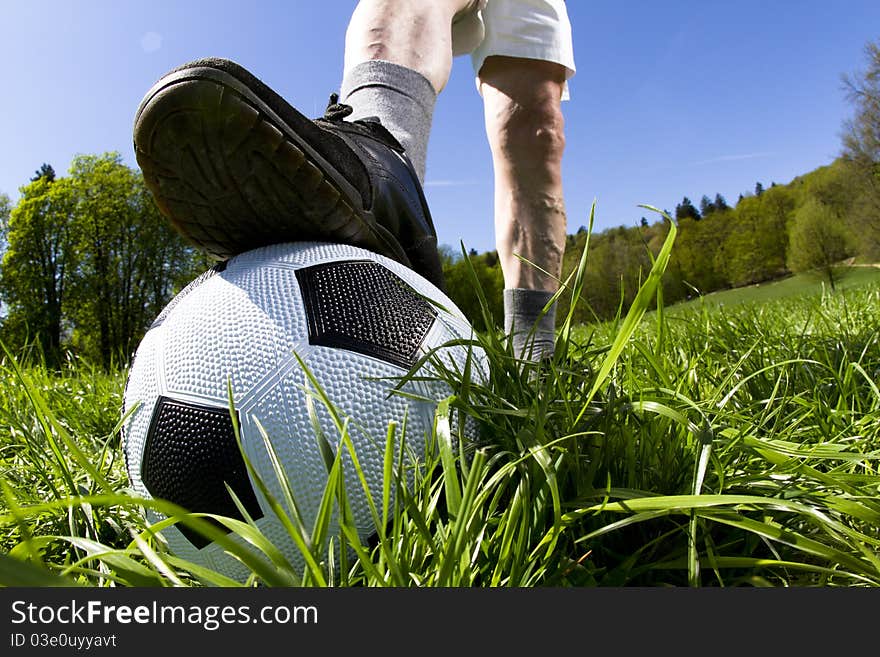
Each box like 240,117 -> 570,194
121,241 -> 485,582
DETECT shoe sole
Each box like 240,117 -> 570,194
133,65 -> 405,263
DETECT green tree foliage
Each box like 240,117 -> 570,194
787,198 -> 853,290
799,160 -> 852,213
670,213 -> 730,294
0,192 -> 10,248
31,163 -> 56,183
0,176 -> 78,367
0,153 -> 208,369
699,195 -> 715,217
756,183 -> 795,270
65,153 -> 208,368
440,245 -> 504,332
720,188 -> 791,286
589,226 -> 655,316
698,193 -> 729,218
553,223 -> 659,326
675,196 -> 701,221
0,192 -> 12,307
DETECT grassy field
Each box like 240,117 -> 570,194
1,226 -> 878,587
666,264 -> 880,313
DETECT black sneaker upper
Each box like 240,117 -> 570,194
135,57 -> 445,290
316,96 -> 445,290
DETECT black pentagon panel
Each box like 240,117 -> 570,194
141,396 -> 263,548
295,260 -> 438,369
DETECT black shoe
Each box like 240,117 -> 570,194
132,57 -> 445,290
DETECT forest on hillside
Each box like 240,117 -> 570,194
1,40 -> 877,369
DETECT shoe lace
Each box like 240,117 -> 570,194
319,92 -> 404,152
323,93 -> 353,121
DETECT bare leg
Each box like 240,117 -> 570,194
479,55 -> 568,293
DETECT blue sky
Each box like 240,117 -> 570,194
1,1 -> 878,255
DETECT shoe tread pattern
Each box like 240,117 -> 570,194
134,78 -> 373,260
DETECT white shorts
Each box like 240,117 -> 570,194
452,0 -> 576,99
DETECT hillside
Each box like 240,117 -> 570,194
663,263 -> 880,316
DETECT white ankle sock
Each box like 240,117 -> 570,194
340,60 -> 437,184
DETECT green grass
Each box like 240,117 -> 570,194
1,209 -> 878,587
666,264 -> 880,313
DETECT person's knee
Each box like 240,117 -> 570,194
492,101 -> 565,180
481,59 -> 567,167
514,100 -> 565,165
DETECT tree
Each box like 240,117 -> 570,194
31,163 -> 56,183
699,195 -> 715,217
441,244 -> 503,331
845,159 -> 880,259
714,193 -> 729,212
675,196 -> 701,221
721,192 -> 787,286
672,213 -> 729,294
0,176 -> 78,366
842,40 -> 880,169
787,199 -> 852,290
0,153 -> 208,369
755,182 -> 764,196
66,152 -> 207,369
0,192 -> 11,311
759,183 -> 795,272
0,192 -> 10,250
841,39 -> 880,258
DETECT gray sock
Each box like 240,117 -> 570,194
504,288 -> 557,361
340,60 -> 437,184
